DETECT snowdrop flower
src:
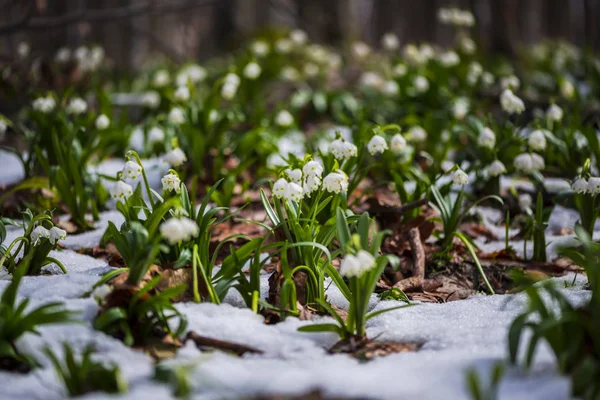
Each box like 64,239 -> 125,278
501,75 -> 520,90
487,160 -> 506,177
367,135 -> 388,155
329,138 -> 357,160
95,114 -> 110,130
572,177 -> 588,194
142,91 -> 160,109
290,29 -> 308,46
284,182 -> 304,203
163,148 -> 187,167
393,63 -> 407,77
407,126 -> 427,142
381,33 -> 399,51
452,168 -> 469,185
17,42 -> 30,58
74,46 -> 88,63
352,41 -> 371,59
110,180 -> 133,200
303,160 -> 323,178
453,97 -> 469,120
148,127 -> 165,144
243,62 -> 262,80
168,107 -> 185,125
413,75 -> 430,93
209,110 -> 220,124
272,178 -> 288,199
460,36 -> 476,54
92,285 -> 111,302
186,65 -> 206,83
339,250 -> 376,278
303,63 -> 319,78
390,134 -> 407,153
477,127 -> 496,149
221,82 -> 238,100
481,72 -> 495,87
382,80 -> 399,96
251,40 -> 270,56
514,153 -> 533,173
160,217 -> 199,245
161,173 -> 181,193
588,177 -> 600,194
528,130 -> 547,151
275,110 -> 294,127
31,226 -> 50,245
275,38 -> 293,54
32,96 -> 56,113
89,47 -> 105,69
55,47 -> 71,63
225,73 -> 240,86
122,160 -> 142,180
303,175 -> 321,195
531,153 -> 545,171
500,89 -> 525,114
153,69 -> 170,87
49,227 -> 67,244
519,194 -> 533,211
174,86 -> 190,102
323,170 -> 349,194
438,51 -> 460,67
281,66 -> 300,81
560,80 -> 575,99
360,72 -> 383,89
467,62 -> 483,85
66,98 -> 87,115
546,104 -> 563,122
285,168 -> 303,184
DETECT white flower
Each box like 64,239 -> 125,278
95,114 -> 110,130
168,107 -> 186,125
290,29 -> 308,46
561,80 -> 575,99
49,227 -> 67,244
528,130 -> 547,151
66,98 -> 87,114
91,284 -> 111,302
209,110 -> 220,124
393,63 -> 407,77
452,168 -> 469,185
186,65 -> 207,83
514,153 -> 533,173
0,120 -> 6,137
272,178 -> 288,199
281,66 -> 299,81
148,127 -> 165,144
413,75 -> 430,93
89,47 -> 104,70
160,217 -> 199,245
587,177 -> 600,194
329,138 -> 357,160
122,160 -> 142,180
546,104 -> 563,122
481,72 -> 495,87
161,173 -> 181,193
153,70 -> 170,87
174,86 -> 190,102
17,42 -> 30,58
74,46 -> 88,62
382,33 -> 399,50
572,178 -> 588,194
221,82 -> 238,100
382,80 -> 399,96
477,127 -> 496,149
32,96 -> 56,113
367,135 -> 388,155
323,170 -> 349,194
142,91 -> 160,108
110,180 -> 133,200
531,153 -> 545,170
339,250 -> 376,278
519,194 -> 532,211
275,38 -> 293,54
31,226 -> 50,245
360,72 -> 384,89
438,51 -> 460,67
453,97 -> 469,120
390,134 -> 407,153
467,62 -> 483,85
285,168 -> 303,183
303,174 -> 321,195
460,36 -> 476,54
487,160 -> 506,177
283,182 -> 304,203
243,62 -> 262,80
303,63 -> 319,78
163,148 -> 187,167
501,75 -> 520,90
438,8 -> 475,27
352,41 -> 371,59
407,126 -> 427,142
55,47 -> 71,63
251,40 -> 270,56
303,161 -> 323,178
275,110 -> 294,127
500,89 -> 525,114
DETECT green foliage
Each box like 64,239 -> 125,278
466,362 -> 505,400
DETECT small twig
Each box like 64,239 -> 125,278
407,227 -> 425,280
185,331 -> 263,356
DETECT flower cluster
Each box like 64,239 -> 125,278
30,225 -> 67,246
329,137 -> 358,160
572,177 -> 600,195
159,217 -> 199,245
437,7 -> 475,27
339,250 -> 376,278
66,98 -> 88,115
32,95 -> 56,113
514,153 -> 545,173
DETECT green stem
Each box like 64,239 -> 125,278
0,236 -> 29,272
456,232 -> 495,295
45,257 -> 68,274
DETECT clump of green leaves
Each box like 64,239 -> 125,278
45,343 -> 128,397
466,362 -> 505,400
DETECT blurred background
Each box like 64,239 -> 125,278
1,0 -> 599,70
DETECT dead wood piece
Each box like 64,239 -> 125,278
185,331 -> 263,356
393,277 -> 441,293
329,335 -> 423,360
408,227 -> 425,279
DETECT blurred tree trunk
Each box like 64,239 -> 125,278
488,0 -> 519,55
297,0 -> 344,44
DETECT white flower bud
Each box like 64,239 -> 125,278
528,130 -> 547,151
153,70 -> 170,87
122,161 -> 142,180
142,91 -> 160,109
66,98 -> 87,115
329,138 -> 357,160
587,177 -> 600,194
283,181 -> 304,203
487,160 -> 506,177
514,153 -> 533,173
110,180 -> 133,200
303,174 -> 321,195
452,168 -> 469,185
251,40 -> 270,56
168,107 -> 185,125
390,134 -> 407,153
275,110 -> 294,127
31,226 -> 50,245
413,75 -> 430,93
160,217 -> 199,245
32,96 -> 56,113
174,86 -> 190,102
95,114 -> 110,130
546,104 -> 563,122
407,126 -> 427,142
352,41 -> 371,59
438,51 -> 460,67
163,148 -> 187,167
340,250 -> 376,278
500,89 -> 525,114
49,227 -> 67,244
148,127 -> 165,144
477,127 -> 496,149
531,153 -> 545,171
501,75 -> 520,90
55,47 -> 71,63
381,33 -> 399,51
161,173 -> 181,193
303,161 -> 323,178
572,178 -> 588,194
290,29 -> 308,46
281,66 -> 300,81
275,38 -> 293,54
382,80 -> 399,96
323,170 -> 349,194
285,168 -> 303,184
367,135 -> 388,155
453,97 -> 469,120
518,194 -> 532,211
393,64 -> 407,77
243,62 -> 262,80
272,178 -> 289,199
